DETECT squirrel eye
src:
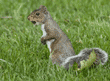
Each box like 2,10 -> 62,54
36,13 -> 40,16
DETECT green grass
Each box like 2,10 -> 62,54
0,0 -> 110,80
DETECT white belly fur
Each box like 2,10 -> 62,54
41,24 -> 47,37
41,24 -> 55,52
46,39 -> 55,52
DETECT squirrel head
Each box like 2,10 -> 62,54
27,5 -> 48,25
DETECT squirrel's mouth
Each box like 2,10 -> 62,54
31,21 -> 40,25
31,21 -> 36,24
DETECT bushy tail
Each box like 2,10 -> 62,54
80,48 -> 108,65
62,48 -> 108,70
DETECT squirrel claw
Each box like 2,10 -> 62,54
41,39 -> 46,45
41,42 -> 46,45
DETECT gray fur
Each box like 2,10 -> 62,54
27,5 -> 108,70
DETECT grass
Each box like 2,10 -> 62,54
0,0 -> 110,80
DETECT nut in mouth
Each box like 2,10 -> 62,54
31,21 -> 36,24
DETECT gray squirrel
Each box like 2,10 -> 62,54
27,5 -> 108,70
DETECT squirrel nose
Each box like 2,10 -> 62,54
27,17 -> 30,20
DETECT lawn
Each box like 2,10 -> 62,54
0,0 -> 110,81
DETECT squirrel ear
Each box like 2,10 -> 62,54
39,5 -> 48,14
39,5 -> 44,8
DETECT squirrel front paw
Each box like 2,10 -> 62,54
41,37 -> 46,45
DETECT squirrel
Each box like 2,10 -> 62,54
27,5 -> 108,70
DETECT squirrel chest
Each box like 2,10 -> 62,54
41,24 -> 55,52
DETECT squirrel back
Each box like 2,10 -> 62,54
27,5 -> 108,70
